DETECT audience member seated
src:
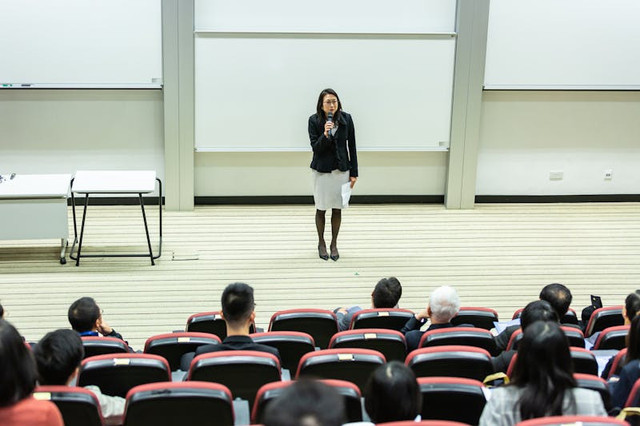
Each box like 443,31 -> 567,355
334,277 -> 403,331
479,321 -> 607,425
180,282 -> 280,371
610,315 -> 640,409
598,292 -> 640,378
363,361 -> 422,423
263,379 -> 346,426
0,319 -> 63,426
68,297 -> 131,349
495,283 -> 574,352
33,329 -> 125,422
492,300 -> 558,373
401,285 -> 462,352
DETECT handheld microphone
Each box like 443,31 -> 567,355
327,112 -> 333,137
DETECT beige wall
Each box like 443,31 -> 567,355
0,90 -> 164,178
3,90 -> 639,198
194,152 -> 447,196
477,91 -> 640,195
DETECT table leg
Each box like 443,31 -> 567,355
60,238 -> 68,264
75,194 -> 89,266
139,193 -> 155,266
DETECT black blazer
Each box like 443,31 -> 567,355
308,111 -> 358,177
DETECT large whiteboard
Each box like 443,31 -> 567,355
484,0 -> 640,90
0,0 -> 162,88
194,0 -> 457,152
195,35 -> 455,152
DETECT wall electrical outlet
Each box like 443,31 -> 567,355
549,171 -> 564,180
604,169 -> 613,180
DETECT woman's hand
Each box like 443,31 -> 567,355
324,121 -> 334,137
350,176 -> 357,188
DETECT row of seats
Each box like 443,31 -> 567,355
36,369 -> 635,426
72,345 -> 622,410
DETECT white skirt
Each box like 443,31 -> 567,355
313,169 -> 349,210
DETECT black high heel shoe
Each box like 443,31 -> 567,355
318,245 -> 329,261
330,246 -> 339,261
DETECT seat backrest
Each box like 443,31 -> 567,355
560,326 -> 585,348
570,348 -> 599,376
508,327 -> 584,351
513,308 -> 578,325
268,309 -> 338,349
419,327 -> 498,356
585,306 -> 624,337
506,328 -> 523,351
450,307 -> 499,330
250,331 -> 316,371
123,382 -> 234,426
78,353 -> 171,398
624,377 -> 640,408
187,350 -> 281,405
350,308 -> 415,331
417,377 -> 486,425
607,348 -> 627,379
34,385 -> 104,426
516,415 -> 628,425
329,328 -> 407,361
405,346 -> 494,382
592,325 -> 629,350
573,373 -> 612,412
186,311 -> 255,339
143,332 -> 221,371
251,379 -> 362,424
296,348 -> 386,391
81,336 -> 129,358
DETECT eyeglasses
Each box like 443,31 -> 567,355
323,100 -> 338,105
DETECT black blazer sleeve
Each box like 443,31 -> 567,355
309,115 -> 333,154
346,114 -> 358,178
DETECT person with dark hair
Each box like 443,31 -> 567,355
67,297 -> 128,343
334,277 -> 403,331
479,321 -> 606,425
33,329 -> 125,422
401,286 -> 462,352
495,283 -> 575,352
309,88 -> 358,261
0,301 -> 4,318
539,283 -> 573,321
492,300 -> 558,373
180,282 -> 280,371
364,361 -> 422,423
0,319 -> 63,425
610,315 -> 640,408
263,379 -> 346,426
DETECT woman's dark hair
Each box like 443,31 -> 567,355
0,319 -> 38,407
624,314 -> 640,367
625,292 -> 640,322
315,88 -> 342,121
364,361 -> 422,423
511,321 -> 576,420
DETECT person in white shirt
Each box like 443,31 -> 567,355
33,329 -> 125,424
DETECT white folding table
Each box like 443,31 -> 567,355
0,173 -> 71,264
69,170 -> 162,266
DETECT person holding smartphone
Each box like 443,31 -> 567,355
308,88 -> 358,261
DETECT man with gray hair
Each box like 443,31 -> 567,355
401,286 -> 461,352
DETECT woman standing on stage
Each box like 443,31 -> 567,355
308,88 -> 358,261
